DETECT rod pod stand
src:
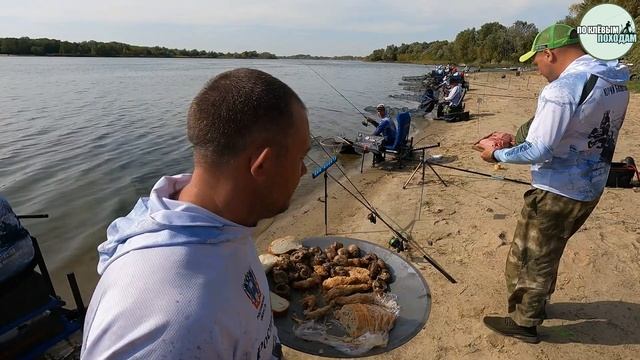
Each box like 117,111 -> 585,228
311,156 -> 457,283
312,156 -> 338,235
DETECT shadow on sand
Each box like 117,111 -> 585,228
541,301 -> 640,345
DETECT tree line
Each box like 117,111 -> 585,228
366,0 -> 638,69
561,0 -> 638,74
0,37 -> 278,59
367,20 -> 538,65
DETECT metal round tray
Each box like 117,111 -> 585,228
273,236 -> 431,358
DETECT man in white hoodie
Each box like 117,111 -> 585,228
480,24 -> 630,343
81,68 -> 310,359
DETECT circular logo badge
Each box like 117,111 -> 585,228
577,4 -> 637,61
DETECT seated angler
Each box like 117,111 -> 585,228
442,77 -> 463,113
364,104 -> 397,147
365,104 -> 397,162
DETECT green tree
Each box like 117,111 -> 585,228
383,45 -> 398,61
453,28 -> 478,63
0,38 -> 18,53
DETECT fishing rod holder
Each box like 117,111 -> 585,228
312,156 -> 338,235
307,149 -> 457,283
403,145 -> 448,189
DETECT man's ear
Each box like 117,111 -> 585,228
250,146 -> 274,179
544,49 -> 556,63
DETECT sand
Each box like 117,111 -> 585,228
256,71 -> 640,359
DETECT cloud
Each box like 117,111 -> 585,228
0,0 -> 577,55
2,0 -> 574,33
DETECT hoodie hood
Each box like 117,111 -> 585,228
561,54 -> 630,85
97,174 -> 252,274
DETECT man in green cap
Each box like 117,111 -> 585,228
480,23 -> 630,343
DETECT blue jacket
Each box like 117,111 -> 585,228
372,116 -> 397,145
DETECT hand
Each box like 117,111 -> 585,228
481,148 -> 497,163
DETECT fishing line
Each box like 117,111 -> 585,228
303,63 -> 370,121
306,153 -> 456,283
427,162 -> 531,185
308,133 -> 381,220
303,64 -> 457,282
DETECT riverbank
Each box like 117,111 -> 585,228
257,71 -> 640,359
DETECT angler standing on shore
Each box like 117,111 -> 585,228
479,24 -> 630,343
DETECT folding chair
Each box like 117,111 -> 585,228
376,112 -> 414,167
0,235 -> 84,360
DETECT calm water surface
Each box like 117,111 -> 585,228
0,57 -> 430,298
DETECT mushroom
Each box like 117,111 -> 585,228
296,263 -> 312,279
368,261 -> 381,280
291,250 -> 305,263
337,248 -> 349,257
272,269 -> 289,284
273,283 -> 290,298
288,271 -> 300,282
325,248 -> 337,261
275,258 -> 293,271
347,258 -> 362,267
312,253 -> 328,266
372,279 -> 388,292
333,254 -> 348,266
309,246 -> 322,255
347,244 -> 360,258
331,266 -> 350,277
378,269 -> 392,283
363,253 -> 378,263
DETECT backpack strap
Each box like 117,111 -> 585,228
514,74 -> 599,145
578,74 -> 599,106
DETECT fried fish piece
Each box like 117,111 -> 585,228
292,274 -> 321,290
324,283 -> 371,302
303,303 -> 334,320
322,267 -> 371,290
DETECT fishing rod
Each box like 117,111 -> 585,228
306,155 -> 457,283
476,93 -> 536,100
303,64 -> 372,126
311,133 -> 391,228
17,214 -> 49,219
303,64 -> 457,282
427,162 -> 531,186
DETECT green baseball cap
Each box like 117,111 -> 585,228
519,24 -> 580,62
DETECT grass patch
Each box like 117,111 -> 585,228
628,79 -> 640,93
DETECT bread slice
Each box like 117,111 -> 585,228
258,253 -> 280,273
268,235 -> 302,255
270,291 -> 290,317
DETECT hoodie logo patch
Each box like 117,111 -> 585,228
243,268 -> 264,310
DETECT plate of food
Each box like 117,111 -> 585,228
260,236 -> 431,357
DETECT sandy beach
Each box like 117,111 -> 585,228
255,71 -> 640,359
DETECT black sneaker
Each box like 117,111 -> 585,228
483,316 -> 540,344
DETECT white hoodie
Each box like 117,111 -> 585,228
81,174 -> 280,360
494,55 -> 630,201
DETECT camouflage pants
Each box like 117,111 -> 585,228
506,188 -> 600,327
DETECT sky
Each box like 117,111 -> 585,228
0,0 -> 577,56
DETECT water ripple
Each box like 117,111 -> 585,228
0,57 -> 432,294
